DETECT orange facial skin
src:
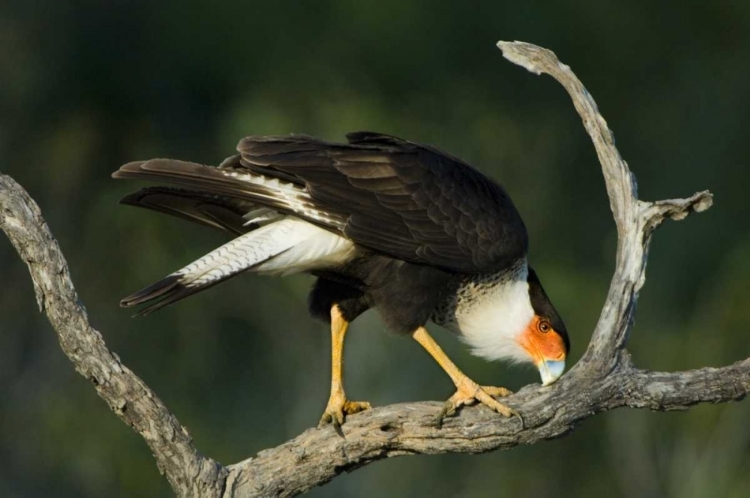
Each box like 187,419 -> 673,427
517,315 -> 567,364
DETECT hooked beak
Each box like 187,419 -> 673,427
538,359 -> 566,386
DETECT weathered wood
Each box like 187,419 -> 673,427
0,41 -> 744,498
0,175 -> 227,496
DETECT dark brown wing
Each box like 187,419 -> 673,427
119,186 -> 259,235
237,132 -> 528,273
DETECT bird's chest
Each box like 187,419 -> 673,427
431,272 -> 515,334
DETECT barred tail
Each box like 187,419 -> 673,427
121,217 -> 313,315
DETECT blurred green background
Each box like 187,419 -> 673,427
1,1 -> 749,497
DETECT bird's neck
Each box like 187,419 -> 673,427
453,260 -> 534,363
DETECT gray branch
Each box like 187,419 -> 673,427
0,176 -> 227,496
0,41 -> 745,498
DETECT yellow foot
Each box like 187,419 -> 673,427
436,378 -> 518,427
318,393 -> 371,428
480,386 -> 514,398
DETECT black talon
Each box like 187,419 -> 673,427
435,401 -> 456,429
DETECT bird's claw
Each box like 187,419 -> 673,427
318,394 -> 371,428
435,381 -> 517,428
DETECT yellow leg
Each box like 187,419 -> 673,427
318,306 -> 371,427
412,327 -> 518,425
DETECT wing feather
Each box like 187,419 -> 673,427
114,132 -> 527,274
119,187 -> 258,235
236,132 -> 528,273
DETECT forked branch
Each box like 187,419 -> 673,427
0,41 -> 745,498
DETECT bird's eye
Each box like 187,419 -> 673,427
538,320 -> 551,333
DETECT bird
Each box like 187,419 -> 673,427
112,131 -> 570,427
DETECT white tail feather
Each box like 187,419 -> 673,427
175,217 -> 353,287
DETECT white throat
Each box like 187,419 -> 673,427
454,263 -> 534,363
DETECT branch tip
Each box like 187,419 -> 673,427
643,190 -> 713,225
496,40 -> 561,75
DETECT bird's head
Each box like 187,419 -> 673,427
518,267 -> 569,385
457,264 -> 570,385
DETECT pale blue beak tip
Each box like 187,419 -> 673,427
539,359 -> 566,386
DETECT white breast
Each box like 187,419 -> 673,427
453,264 -> 534,364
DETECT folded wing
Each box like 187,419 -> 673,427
237,132 -> 528,273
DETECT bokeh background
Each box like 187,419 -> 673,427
1,1 -> 749,497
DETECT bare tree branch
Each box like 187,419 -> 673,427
495,42 -> 714,374
1,41 -> 746,498
0,174 -> 227,496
